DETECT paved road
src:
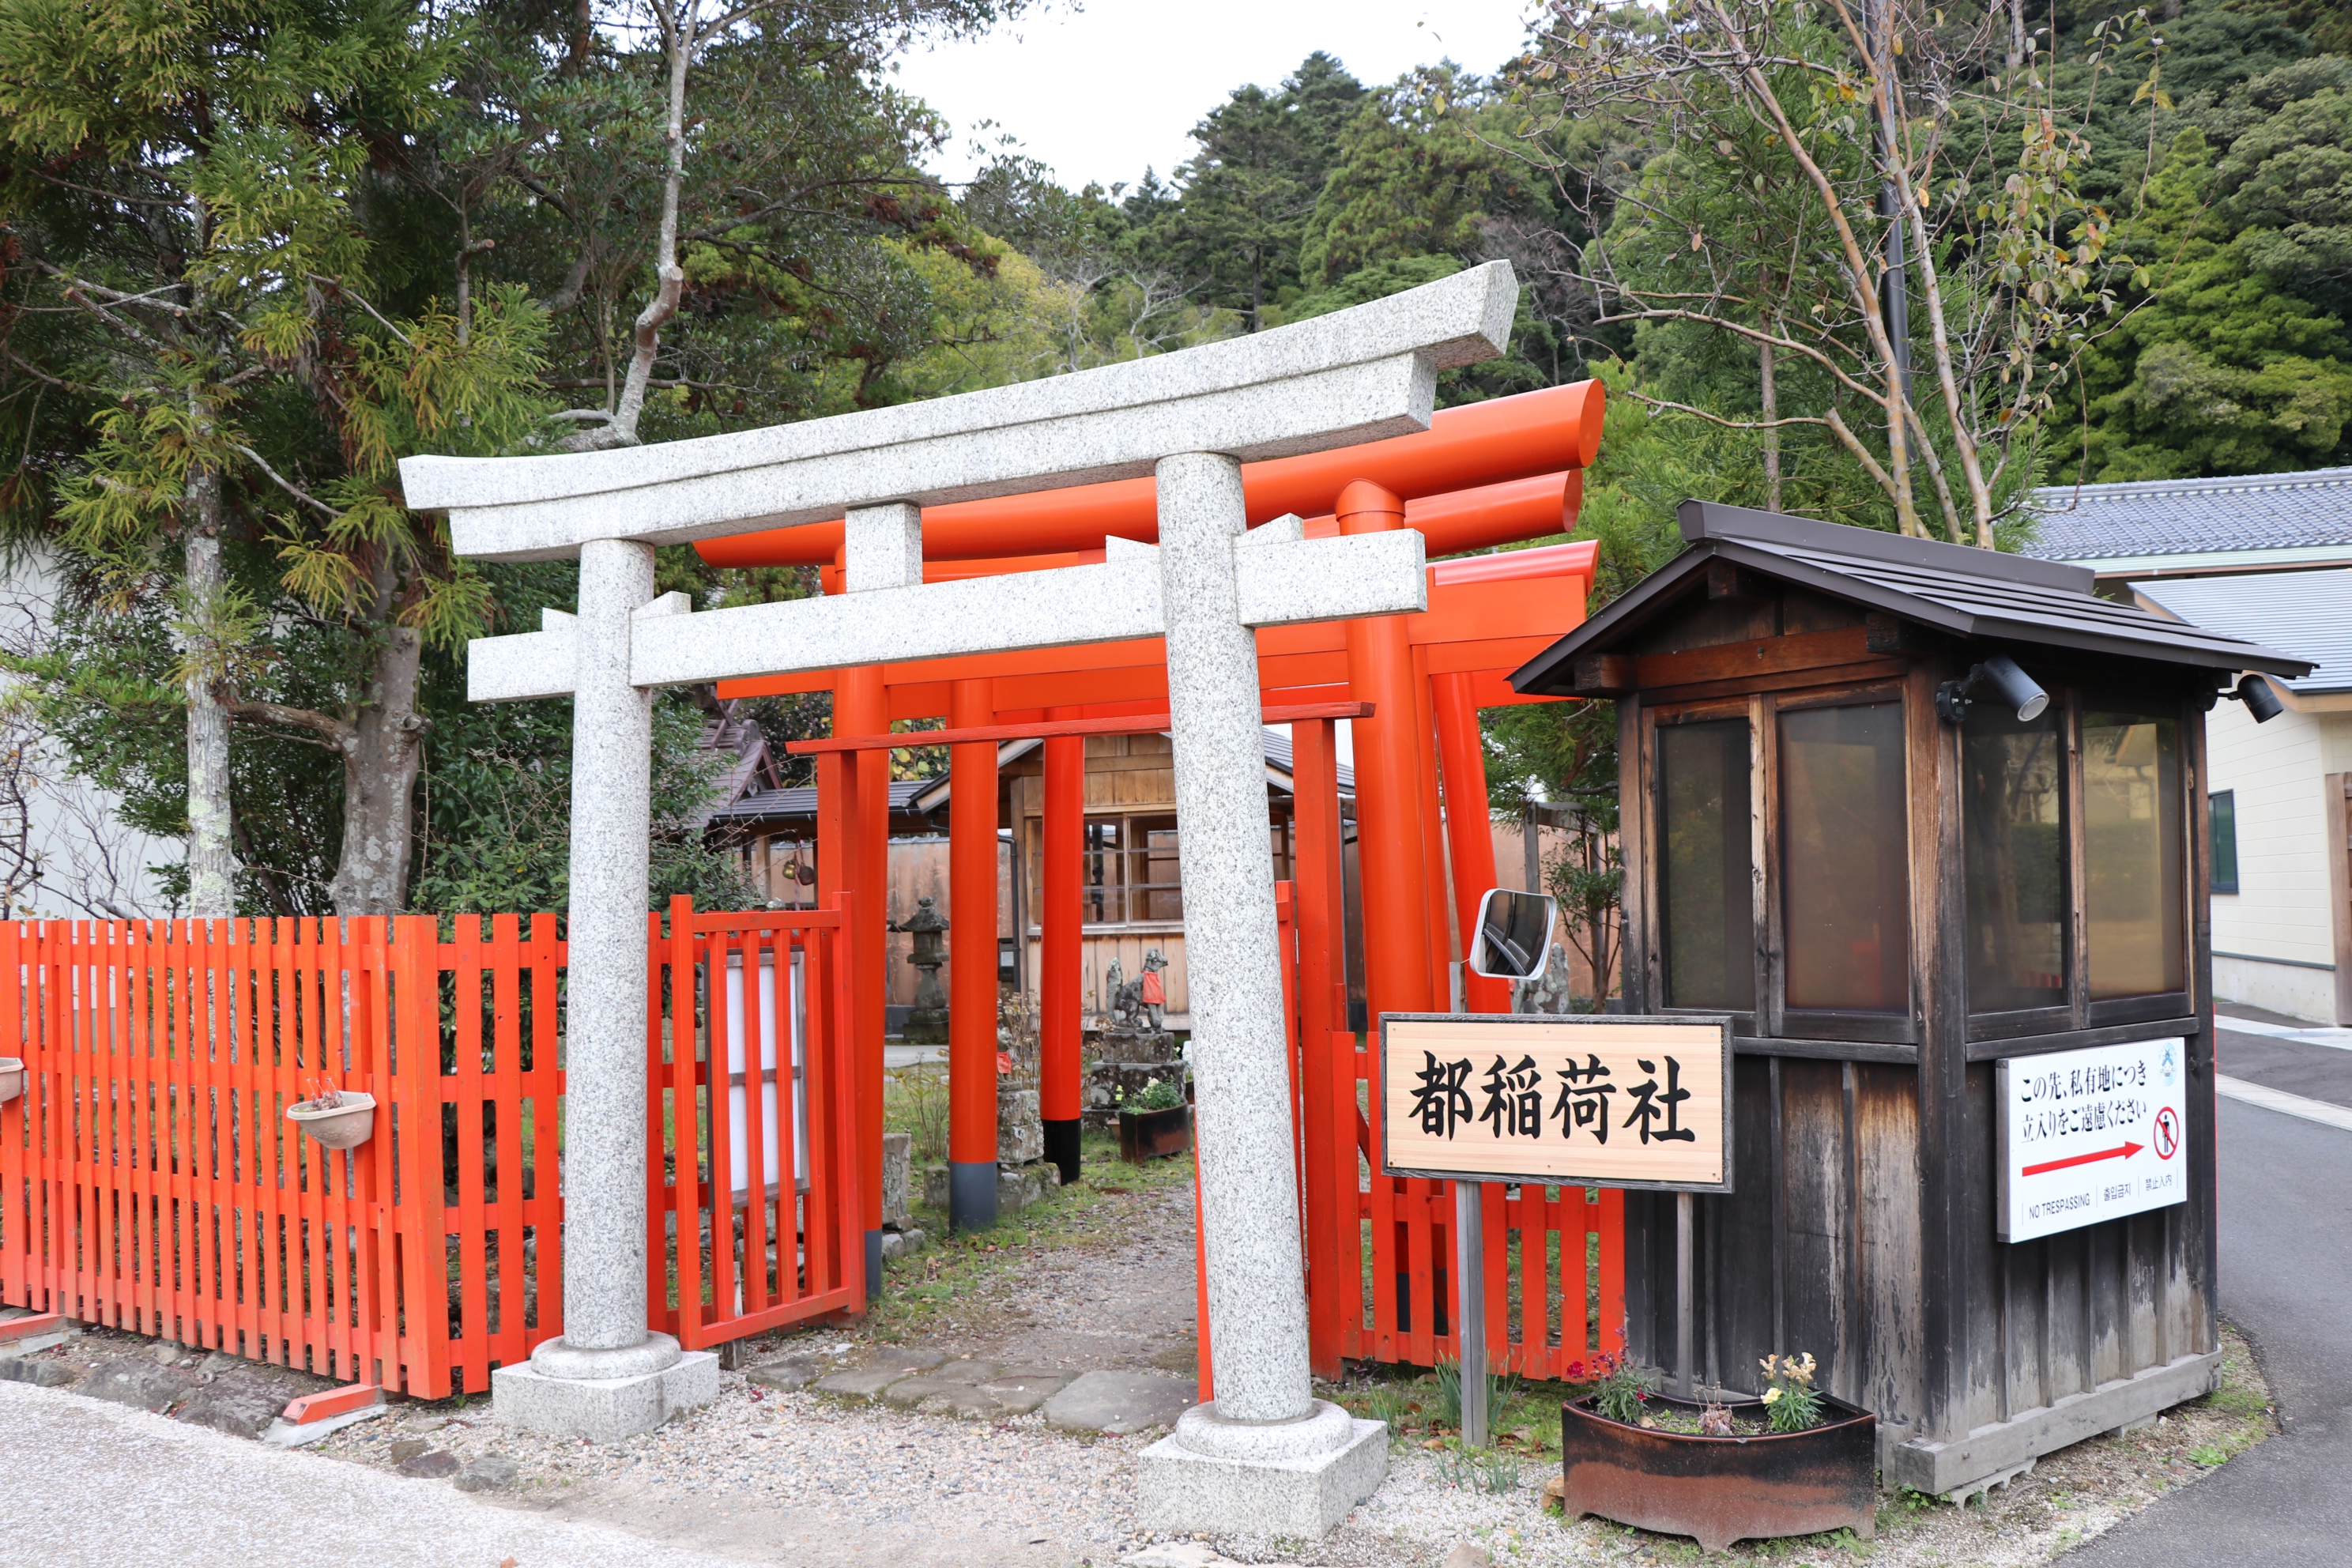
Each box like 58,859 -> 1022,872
0,1378 -> 763,1568
2066,1021 -> 2352,1566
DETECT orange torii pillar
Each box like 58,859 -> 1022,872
1434,672 -> 1513,1014
829,665 -> 891,1293
1338,480 -> 1437,1020
948,678 -> 1001,1230
1041,708 -> 1084,1185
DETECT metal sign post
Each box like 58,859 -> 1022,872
1379,1012 -> 1734,1442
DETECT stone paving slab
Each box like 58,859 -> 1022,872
813,1366 -> 906,1400
745,1356 -> 822,1393
981,1371 -> 1076,1415
879,1376 -> 962,1409
929,1359 -> 999,1386
1042,1370 -> 1197,1436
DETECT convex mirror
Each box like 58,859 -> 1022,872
1469,888 -> 1557,981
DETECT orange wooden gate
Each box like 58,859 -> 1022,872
646,896 -> 863,1349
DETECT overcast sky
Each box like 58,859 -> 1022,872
887,0 -> 1542,194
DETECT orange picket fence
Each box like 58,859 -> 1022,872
0,901 -> 859,1397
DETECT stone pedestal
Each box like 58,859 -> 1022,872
491,1332 -> 718,1444
997,1087 -> 1043,1164
1137,1400 -> 1389,1536
880,1132 -> 914,1230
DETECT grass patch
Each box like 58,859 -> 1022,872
858,1125 -> 1193,1345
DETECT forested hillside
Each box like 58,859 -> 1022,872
0,0 -> 2341,918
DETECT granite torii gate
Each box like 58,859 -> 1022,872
399,262 -> 1521,1532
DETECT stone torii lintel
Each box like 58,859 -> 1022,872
462,526 -> 1429,702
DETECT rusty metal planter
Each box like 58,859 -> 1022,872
1117,1105 -> 1191,1163
1561,1392 -> 1877,1554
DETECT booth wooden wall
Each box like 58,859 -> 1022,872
1614,650 -> 2220,1494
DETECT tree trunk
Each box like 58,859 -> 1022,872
182,488 -> 238,918
328,560 -> 428,916
1759,337 -> 1781,513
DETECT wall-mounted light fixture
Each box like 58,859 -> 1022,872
2230,672 -> 2285,724
1935,654 -> 2049,726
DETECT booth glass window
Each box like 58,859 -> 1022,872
1780,702 -> 1910,1012
2210,790 -> 2239,895
1657,718 -> 1755,1011
1962,703 -> 2068,1013
2083,710 -> 2185,999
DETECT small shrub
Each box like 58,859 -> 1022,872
1117,1076 -> 1185,1113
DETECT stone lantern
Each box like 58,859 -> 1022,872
895,895 -> 950,1045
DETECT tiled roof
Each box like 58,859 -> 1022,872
2136,570 -> 2352,694
2024,467 -> 2352,560
709,776 -> 937,824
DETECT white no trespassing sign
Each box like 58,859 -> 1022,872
1997,1037 -> 2189,1242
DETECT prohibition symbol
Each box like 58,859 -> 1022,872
2154,1106 -> 2181,1161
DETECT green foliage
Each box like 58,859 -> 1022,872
2064,59 -> 2352,481
1298,64 -> 1540,288
1115,1076 -> 1185,1113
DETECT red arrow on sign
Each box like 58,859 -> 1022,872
2022,1141 -> 2143,1178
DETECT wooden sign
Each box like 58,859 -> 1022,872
1378,1013 -> 1733,1193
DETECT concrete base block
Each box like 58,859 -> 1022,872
1136,1404 -> 1388,1538
262,1403 -> 392,1448
492,1349 -> 720,1443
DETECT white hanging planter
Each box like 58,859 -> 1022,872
287,1091 -> 375,1151
0,1057 -> 23,1106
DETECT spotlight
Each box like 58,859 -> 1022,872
1935,654 -> 2050,725
1979,655 -> 2049,722
2234,673 -> 2285,724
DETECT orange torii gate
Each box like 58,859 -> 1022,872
706,383 -> 1625,1378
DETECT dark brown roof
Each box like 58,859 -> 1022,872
1510,501 -> 2316,695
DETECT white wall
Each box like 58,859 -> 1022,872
0,555 -> 179,918
2203,696 -> 2350,1021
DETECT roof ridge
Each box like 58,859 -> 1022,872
2031,466 -> 2352,505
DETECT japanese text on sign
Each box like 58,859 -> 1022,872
1996,1036 -> 2188,1242
1381,1016 -> 1730,1191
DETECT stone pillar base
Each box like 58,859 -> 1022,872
492,1347 -> 719,1442
1136,1400 -> 1389,1538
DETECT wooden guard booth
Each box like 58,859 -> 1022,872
1510,502 -> 2314,1497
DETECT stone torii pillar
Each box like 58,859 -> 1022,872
399,262 -> 1518,1532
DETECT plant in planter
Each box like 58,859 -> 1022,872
1114,1075 -> 1190,1163
1560,1348 -> 1876,1554
286,1076 -> 377,1151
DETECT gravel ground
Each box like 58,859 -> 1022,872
288,1148 -> 2279,1568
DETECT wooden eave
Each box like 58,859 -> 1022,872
1510,500 -> 2316,699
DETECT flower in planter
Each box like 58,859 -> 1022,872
296,1076 -> 346,1113
1589,1349 -> 1653,1426
1758,1351 -> 1824,1434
